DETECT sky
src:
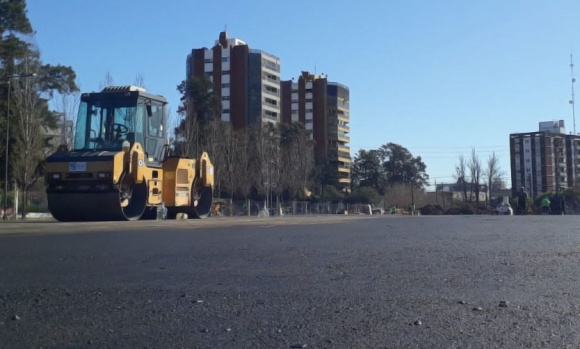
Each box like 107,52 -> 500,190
26,0 -> 580,190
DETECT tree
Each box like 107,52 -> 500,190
247,122 -> 278,209
10,55 -> 78,218
236,128 -> 253,215
98,71 -> 114,90
345,186 -> 381,205
1,4 -> 79,218
454,155 -> 467,202
133,74 -> 146,88
379,142 -> 429,189
175,76 -> 220,158
467,148 -> 482,206
0,0 -> 32,71
352,149 -> 385,194
483,152 -> 502,205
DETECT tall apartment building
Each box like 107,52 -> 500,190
281,71 -> 351,189
510,120 -> 580,197
186,32 -> 281,129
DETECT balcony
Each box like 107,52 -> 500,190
338,177 -> 351,184
337,163 -> 350,173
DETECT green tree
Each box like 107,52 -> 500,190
1,2 -> 78,218
352,149 -> 385,194
0,0 -> 32,71
379,142 -> 429,189
345,186 -> 382,205
175,76 -> 220,158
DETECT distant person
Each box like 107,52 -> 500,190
541,196 -> 551,214
560,195 -> 566,215
517,187 -> 528,215
390,204 -> 397,215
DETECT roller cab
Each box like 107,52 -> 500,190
45,86 -> 214,221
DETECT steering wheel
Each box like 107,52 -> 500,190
113,123 -> 129,135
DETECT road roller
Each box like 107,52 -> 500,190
45,85 -> 214,221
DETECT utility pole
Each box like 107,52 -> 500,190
570,54 -> 576,135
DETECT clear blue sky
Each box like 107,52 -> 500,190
27,0 -> 580,189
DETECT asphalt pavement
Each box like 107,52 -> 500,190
1,214 -> 580,348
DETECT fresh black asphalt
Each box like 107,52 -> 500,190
1,215 -> 580,348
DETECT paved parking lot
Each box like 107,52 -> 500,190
1,215 -> 580,348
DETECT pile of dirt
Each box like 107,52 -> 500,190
420,205 -> 445,215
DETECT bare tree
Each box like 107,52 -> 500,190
98,72 -> 114,90
218,122 -> 240,210
133,74 -> 146,88
454,155 -> 467,202
174,99 -> 198,159
247,123 -> 278,210
467,148 -> 482,206
279,123 -> 313,201
50,82 -> 80,149
483,152 -> 503,205
10,77 -> 51,218
236,129 -> 253,215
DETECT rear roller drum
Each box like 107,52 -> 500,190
167,186 -> 213,219
190,186 -> 213,218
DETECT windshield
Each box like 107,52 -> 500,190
73,98 -> 145,151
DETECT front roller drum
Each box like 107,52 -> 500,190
47,177 -> 148,222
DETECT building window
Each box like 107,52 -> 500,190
265,97 -> 278,106
222,96 -> 230,100
204,59 -> 213,63
262,59 -> 279,71
221,83 -> 230,88
221,57 -> 229,62
222,70 -> 230,75
222,109 -> 230,113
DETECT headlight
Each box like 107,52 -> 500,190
97,172 -> 111,179
52,173 -> 61,180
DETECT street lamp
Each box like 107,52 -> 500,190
3,73 -> 36,219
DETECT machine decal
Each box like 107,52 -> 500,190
138,159 -> 144,167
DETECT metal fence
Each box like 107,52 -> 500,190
213,199 -> 378,217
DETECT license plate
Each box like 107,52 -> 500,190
69,162 -> 87,172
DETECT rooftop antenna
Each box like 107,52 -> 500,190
570,54 -> 576,134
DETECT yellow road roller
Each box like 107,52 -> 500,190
45,85 -> 214,221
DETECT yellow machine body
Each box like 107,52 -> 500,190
45,86 -> 214,221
